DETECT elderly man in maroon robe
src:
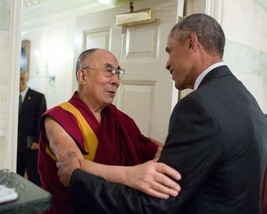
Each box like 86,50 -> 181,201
38,48 -> 180,214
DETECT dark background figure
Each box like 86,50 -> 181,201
17,70 -> 47,186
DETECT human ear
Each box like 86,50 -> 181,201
78,69 -> 86,83
188,32 -> 198,52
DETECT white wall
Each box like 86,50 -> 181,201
21,2 -> 116,109
21,16 -> 76,109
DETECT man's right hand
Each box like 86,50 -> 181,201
125,160 -> 181,199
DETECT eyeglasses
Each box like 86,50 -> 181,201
82,65 -> 125,79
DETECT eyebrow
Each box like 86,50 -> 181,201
104,63 -> 121,69
104,63 -> 112,67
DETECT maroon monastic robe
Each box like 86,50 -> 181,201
38,92 -> 158,214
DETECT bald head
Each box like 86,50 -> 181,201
75,48 -> 118,79
76,49 -> 97,77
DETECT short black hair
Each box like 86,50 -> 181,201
169,13 -> 225,58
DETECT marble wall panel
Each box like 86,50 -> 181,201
222,0 -> 267,113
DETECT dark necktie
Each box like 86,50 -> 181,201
19,94 -> 22,113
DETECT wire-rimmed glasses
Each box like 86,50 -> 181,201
82,65 -> 125,79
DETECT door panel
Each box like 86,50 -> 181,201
122,23 -> 158,62
84,28 -> 110,50
118,80 -> 156,136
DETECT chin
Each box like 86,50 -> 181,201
105,99 -> 114,105
175,84 -> 186,90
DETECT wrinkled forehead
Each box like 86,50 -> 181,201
88,50 -> 119,68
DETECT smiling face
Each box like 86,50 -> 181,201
165,35 -> 197,90
165,14 -> 226,91
77,49 -> 121,111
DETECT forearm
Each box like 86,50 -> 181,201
154,146 -> 163,159
57,152 -> 180,199
149,137 -> 163,159
80,160 -> 128,184
79,159 -> 180,199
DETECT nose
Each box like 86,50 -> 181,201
166,60 -> 171,70
110,75 -> 120,88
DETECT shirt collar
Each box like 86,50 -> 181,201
20,86 -> 29,102
194,62 -> 226,90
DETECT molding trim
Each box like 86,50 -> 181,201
205,0 -> 223,24
5,0 -> 22,171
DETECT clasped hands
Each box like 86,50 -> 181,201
56,151 -> 181,199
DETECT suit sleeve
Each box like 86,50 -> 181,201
69,96 -> 223,213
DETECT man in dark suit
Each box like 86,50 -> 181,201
17,70 -> 47,186
57,13 -> 267,213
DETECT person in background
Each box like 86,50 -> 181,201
17,69 -> 47,186
38,48 -> 181,214
57,13 -> 267,214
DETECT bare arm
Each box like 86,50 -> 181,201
44,116 -> 84,160
150,137 -> 164,159
47,116 -> 181,198
57,152 -> 181,199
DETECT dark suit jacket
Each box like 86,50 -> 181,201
69,66 -> 267,214
18,88 -> 47,152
